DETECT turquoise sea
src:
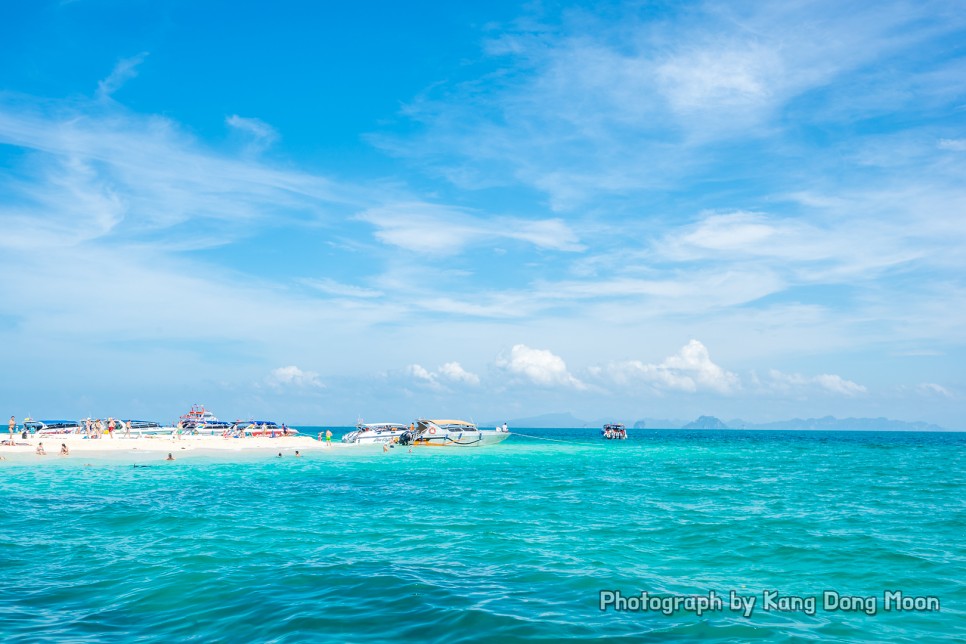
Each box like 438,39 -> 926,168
1,428 -> 963,642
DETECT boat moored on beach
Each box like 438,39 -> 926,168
179,405 -> 232,435
398,419 -> 510,447
342,422 -> 409,444
121,420 -> 178,437
23,419 -> 85,438
228,420 -> 297,437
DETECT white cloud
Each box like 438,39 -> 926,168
382,1 -> 966,210
438,361 -> 481,386
917,382 -> 953,398
0,100 -> 359,252
656,41 -> 781,122
498,344 -> 585,389
406,362 -> 480,388
301,278 -> 383,299
97,52 -> 149,99
814,374 -> 868,397
938,138 -> 966,152
673,211 -> 778,253
604,339 -> 739,394
226,114 -> 280,153
766,369 -> 867,397
357,202 -> 583,255
408,364 -> 436,382
267,366 -> 324,389
657,209 -> 928,286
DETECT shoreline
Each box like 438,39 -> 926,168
0,435 -> 333,460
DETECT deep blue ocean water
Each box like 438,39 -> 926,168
1,428 -> 963,642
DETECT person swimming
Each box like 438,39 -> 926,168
165,452 -> 175,461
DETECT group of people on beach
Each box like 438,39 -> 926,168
81,417 -> 129,439
32,442 -> 69,456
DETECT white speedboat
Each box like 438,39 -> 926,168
23,419 -> 85,438
227,420 -> 298,438
601,423 -> 627,439
178,404 -> 232,435
342,422 -> 409,444
120,420 -> 178,438
399,419 -> 511,447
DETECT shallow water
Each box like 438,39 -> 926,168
1,429 -> 963,642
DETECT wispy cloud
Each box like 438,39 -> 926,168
381,1 -> 966,208
267,366 -> 324,389
2,1 -> 962,426
300,278 -> 384,299
226,114 -> 280,154
765,369 -> 867,397
916,382 -> 953,398
407,361 -> 480,389
357,202 -> 584,254
97,52 -> 149,99
0,98 -> 360,251
938,138 -> 966,152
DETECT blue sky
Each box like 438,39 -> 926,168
1,0 -> 964,427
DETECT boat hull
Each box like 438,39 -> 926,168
410,430 -> 510,447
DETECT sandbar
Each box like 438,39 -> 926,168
0,434 -> 338,462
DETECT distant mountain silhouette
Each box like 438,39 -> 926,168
681,415 -> 729,430
489,412 -> 946,431
727,416 -> 945,431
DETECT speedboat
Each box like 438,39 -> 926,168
398,419 -> 511,447
23,419 -> 85,438
119,420 -> 176,438
601,423 -> 627,439
228,420 -> 298,437
342,422 -> 409,444
179,404 -> 232,435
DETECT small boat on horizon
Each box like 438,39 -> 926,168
602,423 -> 627,440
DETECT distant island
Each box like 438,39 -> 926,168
491,413 -> 947,431
681,415 -> 729,430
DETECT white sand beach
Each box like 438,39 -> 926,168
0,434 -> 333,461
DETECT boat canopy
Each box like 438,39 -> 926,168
24,420 -> 81,430
358,422 -> 407,430
418,419 -> 479,431
122,420 -> 163,429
